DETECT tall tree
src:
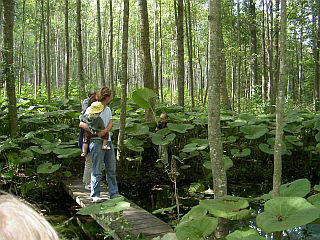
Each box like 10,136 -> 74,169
154,0 -> 159,97
273,0 -> 287,200
208,0 -> 227,237
76,0 -> 85,99
46,0 -> 51,103
0,0 -> 3,89
3,0 -> 17,136
138,0 -> 155,121
312,0 -> 320,111
97,0 -> 105,87
109,0 -> 115,97
186,0 -> 194,109
249,0 -> 258,96
117,0 -> 129,172
176,0 -> 185,108
64,0 -> 70,99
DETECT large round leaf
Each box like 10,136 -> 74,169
132,88 -> 156,109
29,146 -> 52,154
53,148 -> 82,158
126,124 -> 149,136
203,155 -> 233,171
176,216 -> 218,240
181,205 -> 208,222
152,130 -> 176,145
240,125 -> 268,139
124,138 -> 144,152
182,140 -> 208,153
200,197 -> 251,220
167,123 -> 194,133
226,229 -> 267,240
307,193 -> 320,209
256,197 -> 320,233
37,162 -> 60,174
261,179 -> 311,200
231,148 -> 251,157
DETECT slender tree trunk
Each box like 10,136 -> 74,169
18,0 -> 26,95
262,0 -> 268,103
46,0 -> 51,103
220,39 -> 231,110
249,0 -> 258,96
312,0 -> 320,111
138,0 -> 155,121
109,0 -> 115,97
176,0 -> 185,108
268,0 -> 275,113
97,0 -> 105,87
159,0 -> 164,102
3,0 -> 17,136
208,0 -> 228,237
76,0 -> 85,99
154,0 -> 159,97
0,0 -> 3,89
117,0 -> 129,173
237,0 -> 241,113
186,0 -> 194,109
299,19 -> 303,102
64,0 -> 70,99
203,41 -> 209,107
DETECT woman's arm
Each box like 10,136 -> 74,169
97,120 -> 112,137
79,122 -> 90,131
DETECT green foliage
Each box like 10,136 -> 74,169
256,197 -> 320,233
226,229 -> 267,240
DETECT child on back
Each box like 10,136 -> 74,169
80,101 -> 111,157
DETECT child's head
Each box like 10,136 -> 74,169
160,112 -> 168,123
89,101 -> 104,118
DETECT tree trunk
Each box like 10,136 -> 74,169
176,0 -> 185,108
0,0 -> 3,89
262,0 -> 268,103
154,0 -> 159,97
3,0 -> 17,136
109,0 -> 115,97
208,0 -> 228,237
18,0 -> 26,95
76,0 -> 85,99
46,0 -> 51,103
159,0 -> 164,102
268,0 -> 275,113
186,0 -> 194,109
249,0 -> 258,96
220,39 -> 231,110
96,0 -> 105,87
237,0 -> 241,113
64,0 -> 70,99
117,0 -> 129,174
138,0 -> 155,122
312,0 -> 320,111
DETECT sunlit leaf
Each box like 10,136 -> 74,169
37,162 -> 60,174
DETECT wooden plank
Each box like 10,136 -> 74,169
62,179 -> 173,239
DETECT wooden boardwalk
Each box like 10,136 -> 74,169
62,179 -> 173,239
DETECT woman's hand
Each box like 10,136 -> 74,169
97,129 -> 108,137
79,122 -> 89,131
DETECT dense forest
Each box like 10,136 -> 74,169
1,0 -> 320,239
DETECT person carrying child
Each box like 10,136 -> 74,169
80,101 -> 111,157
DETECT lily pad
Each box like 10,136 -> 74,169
231,148 -> 251,157
167,123 -> 194,133
240,125 -> 268,139
175,216 -> 218,240
226,229 -> 267,240
37,162 -> 60,174
256,197 -> 320,233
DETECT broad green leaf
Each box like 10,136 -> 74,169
284,124 -> 303,134
167,123 -> 194,133
176,216 -> 218,240
229,120 -> 246,128
231,148 -> 251,157
181,205 -> 208,222
223,136 -> 238,143
307,193 -> 320,209
189,182 -> 205,194
126,156 -> 142,162
126,124 -> 149,136
0,139 -> 19,152
124,138 -> 144,152
54,148 -> 81,158
200,197 -> 251,220
226,229 -> 267,240
132,88 -> 156,109
152,131 -> 176,145
30,137 -> 51,146
153,205 -> 176,214
47,124 -> 69,132
258,142 -> 287,155
29,146 -> 52,154
256,197 -> 320,233
18,149 -> 34,164
152,233 -> 177,240
182,140 -> 208,153
240,125 -> 268,139
286,135 -> 303,146
261,179 -> 311,200
314,185 -> 320,192
193,118 -> 208,125
63,171 -> 72,177
78,197 -> 130,215
37,162 -> 60,174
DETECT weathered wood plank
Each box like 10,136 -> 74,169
62,179 -> 173,239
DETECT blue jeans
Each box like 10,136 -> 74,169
89,139 -> 119,198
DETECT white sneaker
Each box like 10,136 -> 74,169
84,184 -> 91,190
91,197 -> 104,203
